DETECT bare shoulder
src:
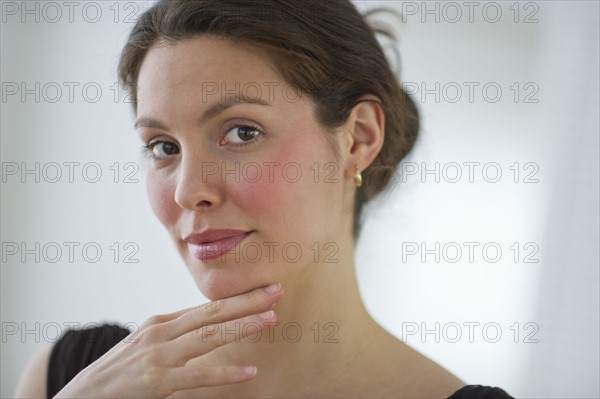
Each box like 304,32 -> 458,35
357,327 -> 466,398
14,345 -> 53,398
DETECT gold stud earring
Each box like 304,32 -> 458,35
354,166 -> 362,187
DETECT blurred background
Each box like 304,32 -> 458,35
1,1 -> 598,397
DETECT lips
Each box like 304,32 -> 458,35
184,229 -> 254,261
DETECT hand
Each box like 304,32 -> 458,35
54,283 -> 283,398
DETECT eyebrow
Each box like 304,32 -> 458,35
134,95 -> 271,130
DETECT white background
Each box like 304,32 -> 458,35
1,1 -> 599,397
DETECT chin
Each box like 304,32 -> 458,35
179,245 -> 289,301
191,269 -> 270,301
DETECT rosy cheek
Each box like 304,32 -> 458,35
237,175 -> 280,213
232,147 -> 309,221
146,174 -> 179,228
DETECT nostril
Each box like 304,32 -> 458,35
197,200 -> 211,208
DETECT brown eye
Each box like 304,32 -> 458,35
223,125 -> 261,146
148,141 -> 180,160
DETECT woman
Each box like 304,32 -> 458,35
16,0 -> 514,397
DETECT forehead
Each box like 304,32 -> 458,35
136,36 -> 295,112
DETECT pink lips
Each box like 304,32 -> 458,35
184,229 -> 253,261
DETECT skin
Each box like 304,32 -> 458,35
14,36 -> 465,398
139,37 -> 352,301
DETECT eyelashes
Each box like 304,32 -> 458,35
141,140 -> 179,161
223,124 -> 261,147
141,123 -> 264,162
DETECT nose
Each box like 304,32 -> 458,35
174,153 -> 223,211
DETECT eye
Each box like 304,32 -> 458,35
221,124 -> 262,147
143,141 -> 180,160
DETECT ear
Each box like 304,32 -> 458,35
341,94 -> 385,180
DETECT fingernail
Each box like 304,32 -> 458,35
258,310 -> 274,320
244,366 -> 257,375
265,283 -> 280,294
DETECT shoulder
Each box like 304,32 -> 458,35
381,342 -> 515,398
349,326 -> 465,397
14,345 -> 53,398
361,327 -> 514,398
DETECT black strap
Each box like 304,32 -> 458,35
46,324 -> 131,399
447,384 -> 515,399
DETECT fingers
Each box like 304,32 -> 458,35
137,305 -> 203,330
164,364 -> 257,395
166,309 -> 278,365
55,285 -> 283,397
162,283 -> 284,340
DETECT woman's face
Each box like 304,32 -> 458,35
135,36 -> 353,300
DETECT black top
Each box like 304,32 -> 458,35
47,324 -> 514,399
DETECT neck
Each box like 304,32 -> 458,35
202,235 -> 383,396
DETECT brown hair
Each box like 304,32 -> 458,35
118,0 -> 419,241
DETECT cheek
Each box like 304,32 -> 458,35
232,140 -> 340,235
146,173 -> 178,228
230,164 -> 286,217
